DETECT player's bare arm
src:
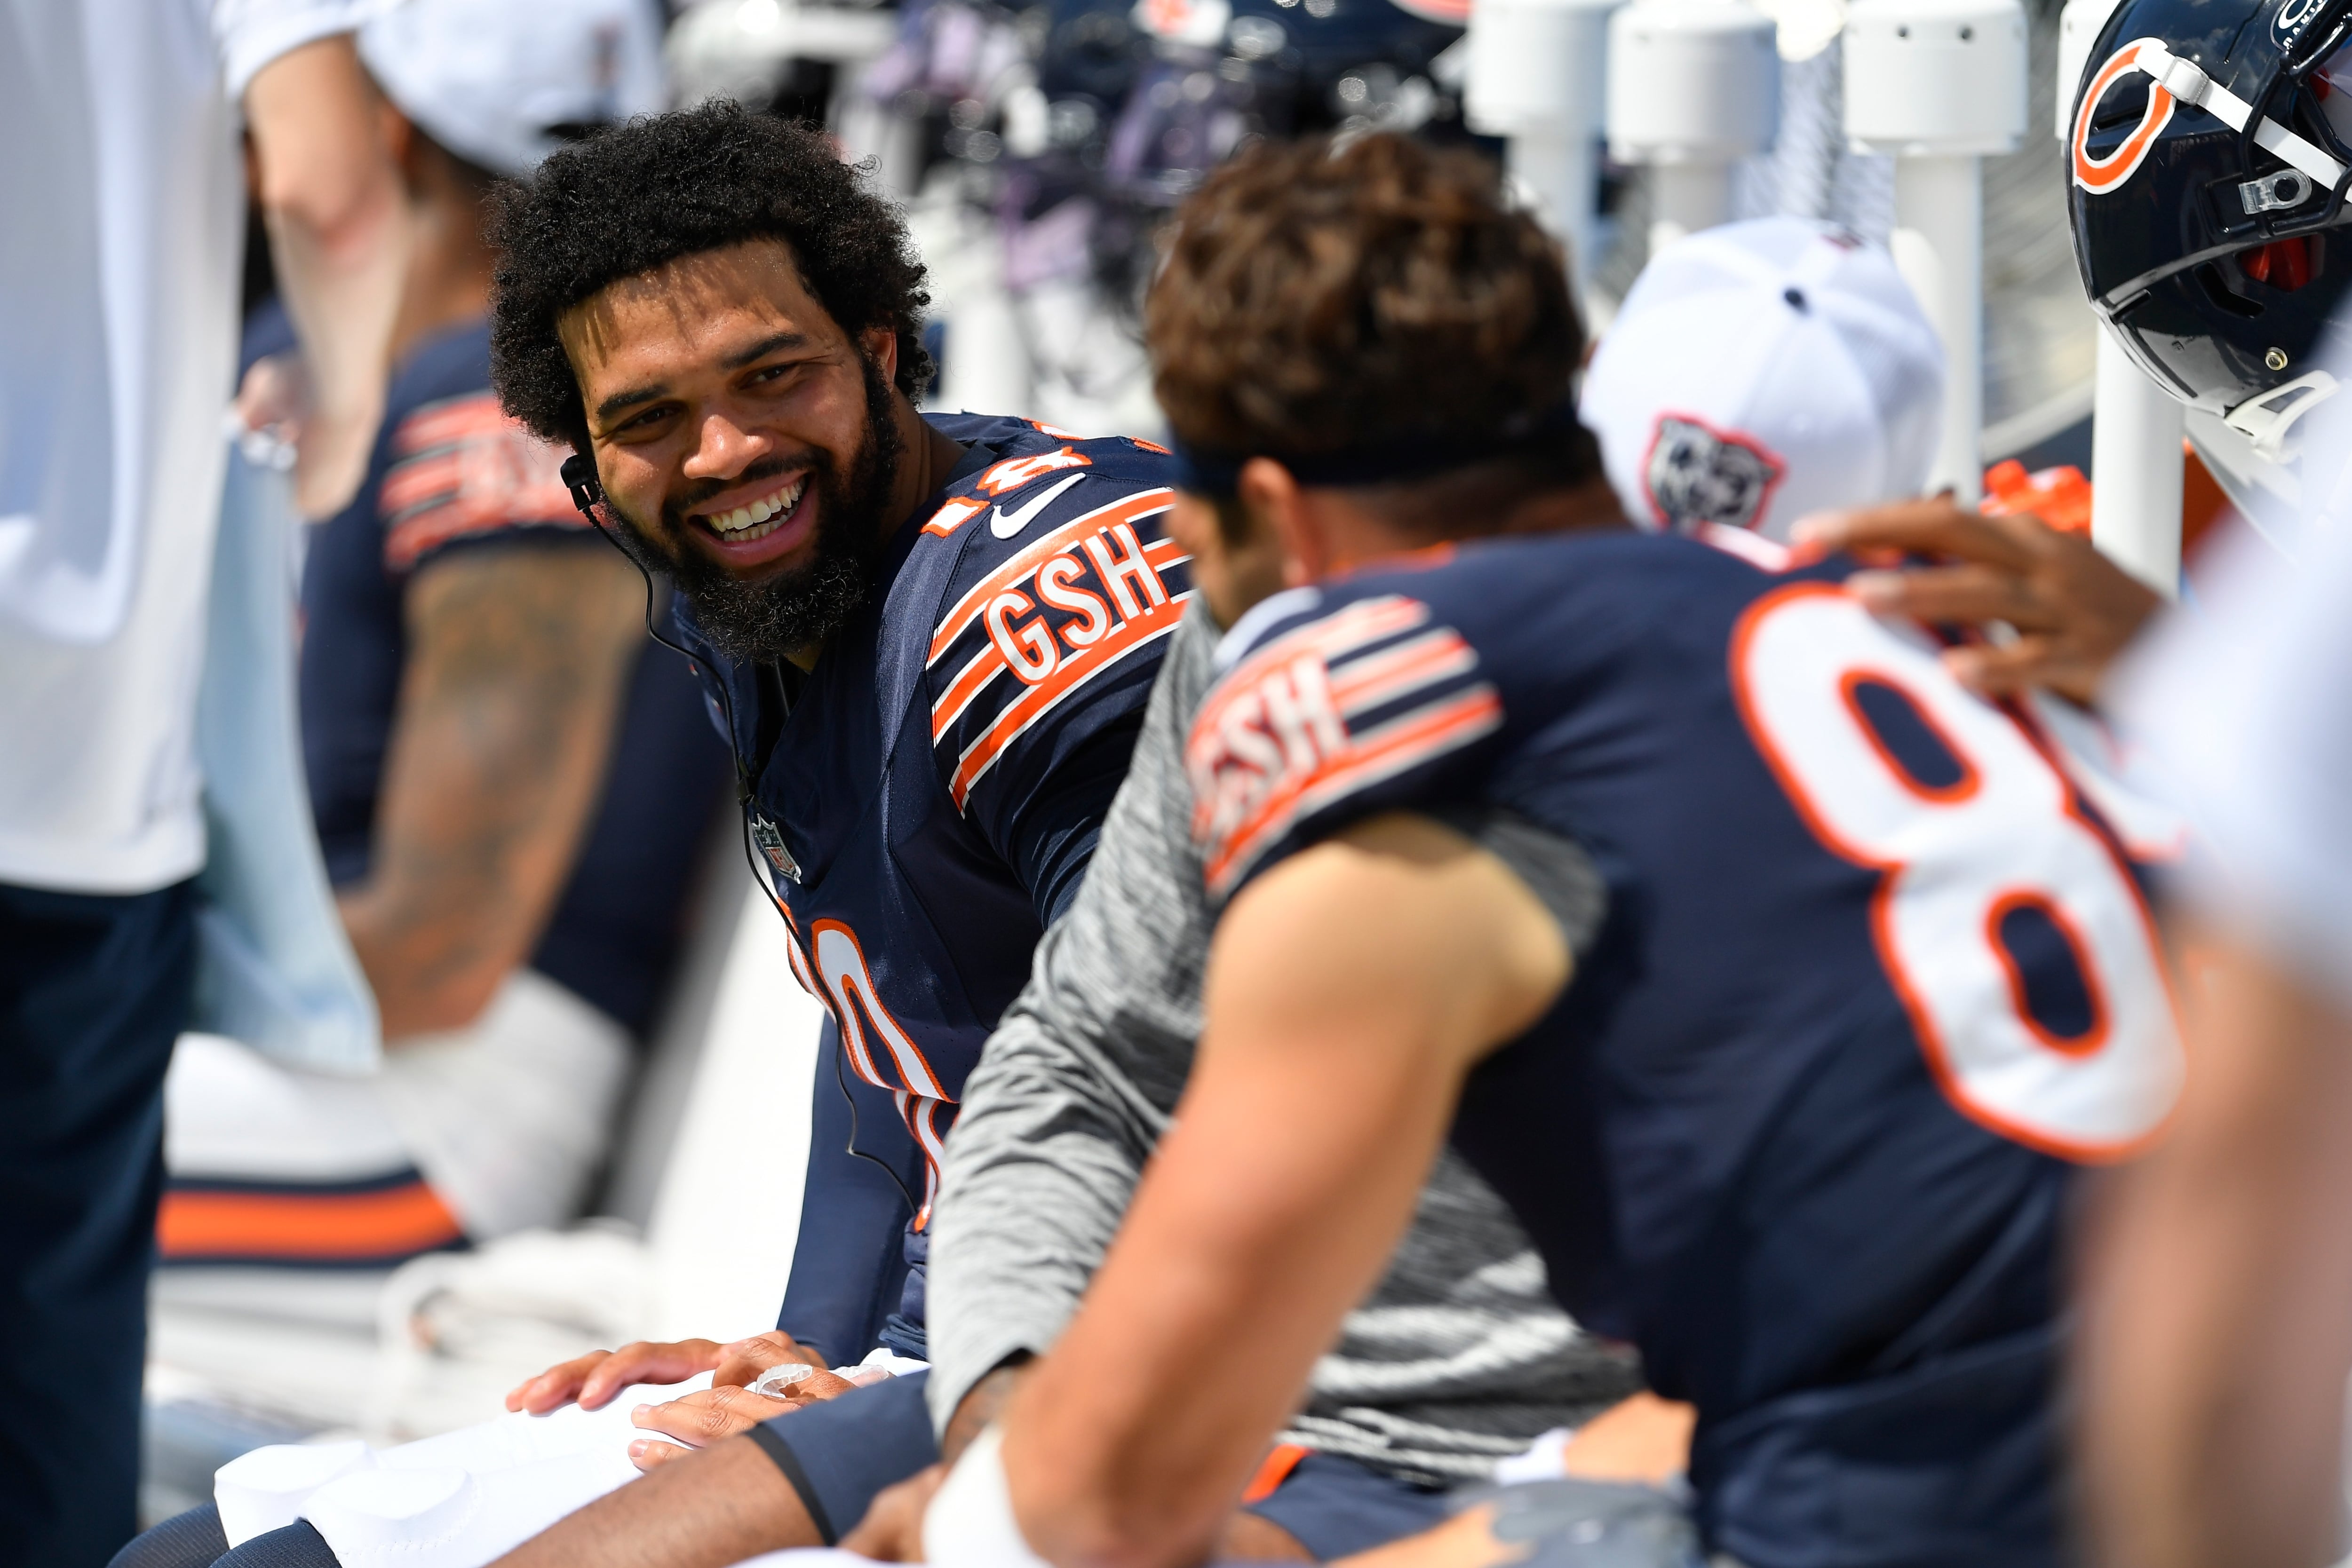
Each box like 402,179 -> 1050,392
486,1435 -> 812,1568
2078,933 -> 2352,1568
243,34 -> 410,518
995,812 -> 1572,1568
1792,499 -> 2159,705
336,544 -> 643,1037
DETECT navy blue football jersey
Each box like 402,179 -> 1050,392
677,414 -> 1188,1360
1186,529 -> 2183,1567
300,318 -> 731,1037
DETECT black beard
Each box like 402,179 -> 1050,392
606,354 -> 904,664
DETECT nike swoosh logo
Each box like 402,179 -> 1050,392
990,473 -> 1087,539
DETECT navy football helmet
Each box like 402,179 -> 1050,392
2069,0 -> 2352,452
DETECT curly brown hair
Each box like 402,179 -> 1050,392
487,103 -> 932,453
1145,132 -> 1597,494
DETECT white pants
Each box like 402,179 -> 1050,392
167,968 -> 633,1242
218,1349 -> 931,1566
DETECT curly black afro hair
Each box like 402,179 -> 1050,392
488,103 -> 933,453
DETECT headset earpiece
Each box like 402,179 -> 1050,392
560,451 -> 605,516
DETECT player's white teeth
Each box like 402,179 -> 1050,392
706,478 -> 806,540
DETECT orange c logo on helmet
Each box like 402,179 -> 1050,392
2074,40 -> 2177,193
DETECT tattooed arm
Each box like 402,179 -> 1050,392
340,542 -> 646,1039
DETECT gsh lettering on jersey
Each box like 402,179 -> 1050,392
929,486 -> 1189,809
1188,594 -> 1498,897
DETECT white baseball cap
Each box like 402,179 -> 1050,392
1579,217 -> 1946,545
359,0 -> 667,178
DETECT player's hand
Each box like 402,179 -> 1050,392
624,1332 -> 861,1469
840,1464 -> 947,1560
234,352 -> 311,448
626,1383 -> 797,1470
506,1330 -> 830,1416
1792,499 -> 2162,706
710,1330 -> 832,1388
507,1339 -> 724,1414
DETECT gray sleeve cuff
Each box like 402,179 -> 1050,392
1457,808 -> 1610,957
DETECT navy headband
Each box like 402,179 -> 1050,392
1166,397 -> 1586,495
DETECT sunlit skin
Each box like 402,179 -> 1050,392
2078,933 -> 2352,1568
556,238 -> 965,667
1162,481 -> 1286,631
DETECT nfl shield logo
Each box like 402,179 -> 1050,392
750,813 -> 802,884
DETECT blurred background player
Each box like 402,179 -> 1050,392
2075,400 -> 2352,1568
1580,217 -> 1943,546
922,129 -> 2186,1568
155,0 -> 727,1273
0,6 -> 406,1562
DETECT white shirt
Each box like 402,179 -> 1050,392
2121,506 -> 2352,1007
0,0 -> 358,893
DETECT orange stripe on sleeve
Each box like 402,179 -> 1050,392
158,1182 -> 465,1262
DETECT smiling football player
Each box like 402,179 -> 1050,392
476,103 -> 1189,1568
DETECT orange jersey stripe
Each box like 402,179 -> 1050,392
1328,629 -> 1478,716
394,394 -> 511,454
377,451 -> 466,517
1190,597 -> 1430,743
158,1183 -> 464,1261
933,645 -> 1010,741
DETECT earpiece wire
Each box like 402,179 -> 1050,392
565,461 -> 924,1220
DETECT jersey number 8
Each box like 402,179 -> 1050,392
1732,584 -> 2184,1161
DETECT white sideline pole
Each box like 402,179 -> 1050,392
1607,0 -> 1780,255
1507,126 -> 1605,292
2088,327 -> 2185,595
1889,154 -> 1987,502
1465,0 -> 1616,299
1843,0 -> 2027,507
1649,162 -> 1738,253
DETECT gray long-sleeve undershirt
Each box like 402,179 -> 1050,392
925,607 -> 1642,1484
